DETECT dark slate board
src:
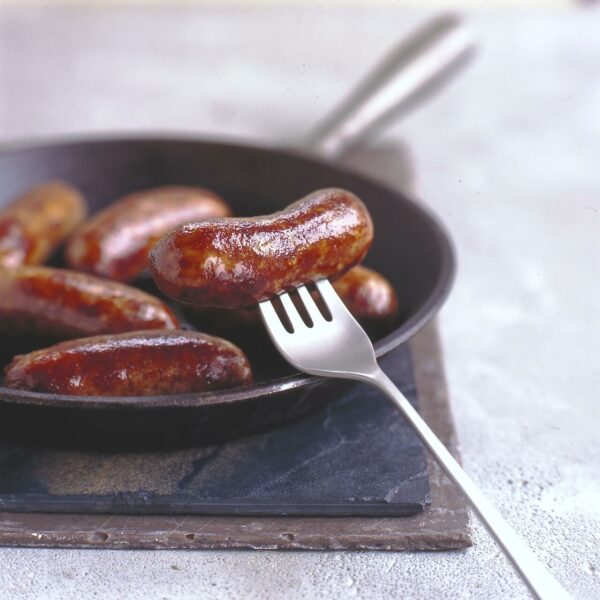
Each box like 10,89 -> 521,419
0,344 -> 429,517
0,322 -> 471,550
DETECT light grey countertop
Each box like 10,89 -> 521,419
0,7 -> 599,599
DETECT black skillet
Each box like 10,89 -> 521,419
0,16 -> 472,449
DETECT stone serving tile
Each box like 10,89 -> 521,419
0,336 -> 429,517
0,322 -> 471,550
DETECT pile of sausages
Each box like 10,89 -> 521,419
0,182 -> 397,396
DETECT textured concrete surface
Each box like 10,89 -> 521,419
0,7 -> 599,599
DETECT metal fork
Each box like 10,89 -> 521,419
259,279 -> 570,600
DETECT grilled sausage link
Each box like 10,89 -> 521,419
0,181 -> 87,268
184,266 -> 397,336
4,330 -> 252,396
330,265 -> 398,329
0,266 -> 179,339
65,186 -> 231,282
150,188 -> 373,308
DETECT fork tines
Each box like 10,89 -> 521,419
259,279 -> 345,334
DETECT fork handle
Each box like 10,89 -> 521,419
371,369 -> 571,600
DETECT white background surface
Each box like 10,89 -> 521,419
1,7 -> 599,599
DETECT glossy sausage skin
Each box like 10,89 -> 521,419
0,266 -> 179,339
0,181 -> 87,268
330,265 -> 398,328
4,330 -> 252,396
185,266 -> 398,335
150,188 -> 374,308
66,186 -> 232,282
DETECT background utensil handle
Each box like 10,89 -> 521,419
371,369 -> 571,600
304,13 -> 476,160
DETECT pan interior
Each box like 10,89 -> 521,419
0,137 -> 454,408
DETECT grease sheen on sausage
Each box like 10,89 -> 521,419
150,188 -> 373,308
0,181 -> 87,268
66,186 -> 232,282
0,266 -> 179,339
4,330 -> 252,396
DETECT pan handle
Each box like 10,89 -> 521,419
303,13 -> 476,160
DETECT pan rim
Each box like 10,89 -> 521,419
0,134 -> 455,410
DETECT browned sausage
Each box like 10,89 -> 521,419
0,266 -> 179,339
330,265 -> 398,328
184,265 -> 397,336
65,186 -> 231,282
0,181 -> 87,268
4,330 -> 252,396
150,188 -> 373,308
